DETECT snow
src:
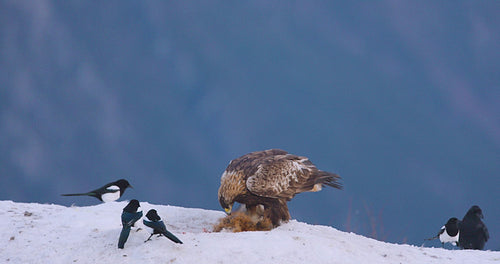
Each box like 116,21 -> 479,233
1,200 -> 498,264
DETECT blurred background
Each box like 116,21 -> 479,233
1,1 -> 498,250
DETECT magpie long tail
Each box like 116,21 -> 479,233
162,230 -> 183,244
424,235 -> 438,241
118,226 -> 132,249
61,192 -> 95,197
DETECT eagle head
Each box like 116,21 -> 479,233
218,170 -> 247,214
218,195 -> 233,215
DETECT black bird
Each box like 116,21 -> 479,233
61,179 -> 132,202
118,199 -> 143,249
459,205 -> 489,250
143,209 -> 183,244
426,217 -> 460,247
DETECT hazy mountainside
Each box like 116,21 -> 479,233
1,200 -> 499,264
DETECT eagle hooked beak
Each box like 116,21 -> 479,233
224,204 -> 232,215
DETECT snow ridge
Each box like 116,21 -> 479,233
1,201 -> 498,264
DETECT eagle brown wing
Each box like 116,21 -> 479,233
225,149 -> 289,178
246,154 -> 316,200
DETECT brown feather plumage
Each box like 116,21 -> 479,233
218,149 -> 342,228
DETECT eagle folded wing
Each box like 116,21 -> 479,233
246,157 -> 312,200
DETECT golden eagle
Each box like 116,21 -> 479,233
218,149 -> 342,227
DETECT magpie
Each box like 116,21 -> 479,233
118,199 -> 143,249
61,179 -> 132,202
143,209 -> 183,244
459,205 -> 489,250
426,217 -> 460,247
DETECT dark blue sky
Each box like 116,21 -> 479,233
1,1 -> 498,250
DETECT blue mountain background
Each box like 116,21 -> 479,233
1,1 -> 498,249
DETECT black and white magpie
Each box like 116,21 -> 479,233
459,205 -> 489,250
118,199 -> 143,249
426,217 -> 460,247
61,179 -> 132,202
143,209 -> 183,244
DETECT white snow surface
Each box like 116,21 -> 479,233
1,200 -> 498,264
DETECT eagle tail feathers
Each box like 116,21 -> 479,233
316,171 -> 342,190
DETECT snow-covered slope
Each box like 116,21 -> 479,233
1,201 -> 498,264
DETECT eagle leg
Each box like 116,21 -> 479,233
264,199 -> 290,227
